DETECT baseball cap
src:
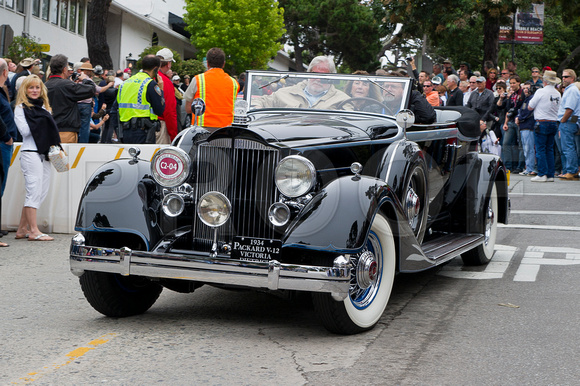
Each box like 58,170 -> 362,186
476,76 -> 486,82
172,75 -> 180,81
156,48 -> 175,62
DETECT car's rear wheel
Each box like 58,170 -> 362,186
80,271 -> 163,317
313,214 -> 396,334
462,183 -> 498,265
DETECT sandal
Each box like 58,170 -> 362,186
28,233 -> 54,241
15,233 -> 29,239
0,241 -> 8,247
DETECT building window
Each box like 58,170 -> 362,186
42,0 -> 50,20
16,0 -> 23,12
77,0 -> 85,36
33,0 -> 41,16
60,0 -> 68,29
50,0 -> 58,25
5,0 -> 13,9
69,0 -> 76,32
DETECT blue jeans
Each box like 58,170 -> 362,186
558,121 -> 579,174
77,103 -> 93,143
502,121 -> 519,170
0,142 -> 12,196
520,129 -> 536,173
534,121 -> 558,178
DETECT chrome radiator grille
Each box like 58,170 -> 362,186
193,138 -> 280,246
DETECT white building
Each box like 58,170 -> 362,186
0,0 -> 296,71
0,0 -> 195,70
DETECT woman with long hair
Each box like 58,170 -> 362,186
13,75 -> 61,241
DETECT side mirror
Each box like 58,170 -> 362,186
396,109 -> 415,130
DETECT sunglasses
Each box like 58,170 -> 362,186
501,72 -> 509,75
562,75 -> 572,78
424,84 -> 432,87
532,70 -> 540,73
469,81 -> 476,83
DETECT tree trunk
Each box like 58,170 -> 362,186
86,0 -> 113,69
483,12 -> 500,72
557,44 -> 580,74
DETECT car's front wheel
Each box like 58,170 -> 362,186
313,214 -> 396,334
79,271 -> 163,317
462,183 -> 498,265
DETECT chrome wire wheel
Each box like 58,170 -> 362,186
405,164 -> 427,243
462,183 -> 498,266
312,213 -> 396,334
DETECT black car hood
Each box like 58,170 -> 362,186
211,112 -> 384,148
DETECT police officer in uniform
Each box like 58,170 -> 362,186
117,55 -> 165,144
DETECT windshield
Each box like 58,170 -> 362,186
246,71 -> 411,116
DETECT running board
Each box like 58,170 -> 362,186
421,233 -> 484,261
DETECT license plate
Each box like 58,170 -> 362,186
231,237 -> 282,262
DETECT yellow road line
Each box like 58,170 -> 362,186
14,333 -> 116,384
71,146 -> 86,169
10,145 -> 20,166
114,148 -> 124,160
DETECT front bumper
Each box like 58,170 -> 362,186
69,234 -> 351,301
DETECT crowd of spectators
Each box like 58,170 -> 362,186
409,58 -> 580,182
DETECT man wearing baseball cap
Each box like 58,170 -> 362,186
155,47 -> 178,143
466,76 -> 495,122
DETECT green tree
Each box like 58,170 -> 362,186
183,0 -> 285,73
7,36 -> 43,64
381,0 -> 534,71
280,0 -> 381,72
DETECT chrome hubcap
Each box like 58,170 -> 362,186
406,186 -> 420,229
484,205 -> 495,246
356,250 -> 378,289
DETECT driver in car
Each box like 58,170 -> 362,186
253,56 -> 350,110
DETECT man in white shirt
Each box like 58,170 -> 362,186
527,71 -> 562,182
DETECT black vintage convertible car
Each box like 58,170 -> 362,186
70,71 -> 509,334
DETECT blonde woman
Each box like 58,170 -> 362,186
13,75 -> 61,241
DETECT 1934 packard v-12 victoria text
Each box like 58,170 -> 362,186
70,71 -> 509,334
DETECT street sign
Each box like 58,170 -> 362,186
39,44 -> 50,52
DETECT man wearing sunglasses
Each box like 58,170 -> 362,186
529,67 -> 543,88
556,69 -> 580,180
423,81 -> 440,107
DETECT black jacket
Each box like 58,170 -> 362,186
45,76 -> 95,133
446,87 -> 463,107
409,90 -> 436,124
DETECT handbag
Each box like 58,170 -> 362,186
48,145 -> 70,172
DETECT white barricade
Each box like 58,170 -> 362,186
2,143 -> 168,234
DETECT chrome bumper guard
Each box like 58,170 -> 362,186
69,234 -> 351,301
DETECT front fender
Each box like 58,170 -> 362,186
283,175 -> 398,253
74,158 -> 161,250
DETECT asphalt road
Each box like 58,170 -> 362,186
2,173 -> 580,385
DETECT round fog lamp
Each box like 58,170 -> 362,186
197,191 -> 231,227
162,193 -> 185,217
268,202 -> 291,226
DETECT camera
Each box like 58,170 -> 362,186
507,108 -> 515,118
502,92 -> 508,98
71,72 -> 80,81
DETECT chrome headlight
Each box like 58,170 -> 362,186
197,191 -> 231,227
151,147 -> 191,187
162,193 -> 185,217
275,155 -> 316,198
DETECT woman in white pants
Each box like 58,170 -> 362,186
13,75 -> 61,241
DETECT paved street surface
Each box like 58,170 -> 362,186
2,173 -> 580,385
